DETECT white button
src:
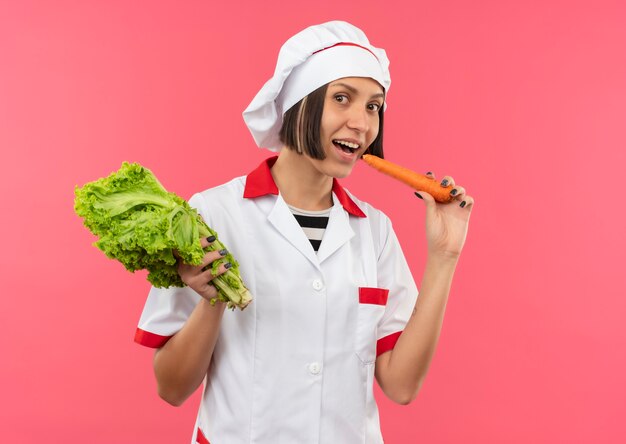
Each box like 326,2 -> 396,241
312,279 -> 324,291
308,362 -> 321,375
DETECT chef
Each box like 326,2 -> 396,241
135,20 -> 474,444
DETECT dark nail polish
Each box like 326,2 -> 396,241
450,189 -> 457,196
441,179 -> 449,187
206,235 -> 216,243
426,171 -> 433,176
460,201 -> 466,208
414,192 -> 423,199
224,262 -> 233,269
219,249 -> 228,256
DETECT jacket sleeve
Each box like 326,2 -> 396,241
134,193 -> 208,348
374,216 -> 419,357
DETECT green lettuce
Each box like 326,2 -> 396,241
74,162 -> 252,310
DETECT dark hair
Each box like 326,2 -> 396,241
278,83 -> 385,160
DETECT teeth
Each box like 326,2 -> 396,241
334,140 -> 359,149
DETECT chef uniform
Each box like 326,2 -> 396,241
135,21 -> 419,444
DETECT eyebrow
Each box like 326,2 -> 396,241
330,82 -> 385,100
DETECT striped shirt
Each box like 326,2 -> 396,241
287,204 -> 331,252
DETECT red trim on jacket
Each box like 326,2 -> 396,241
243,156 -> 366,218
377,331 -> 403,357
242,156 -> 280,198
134,328 -> 172,348
196,428 -> 210,444
358,287 -> 390,305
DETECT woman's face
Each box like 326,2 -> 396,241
311,77 -> 384,179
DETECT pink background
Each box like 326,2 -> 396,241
2,0 -> 625,442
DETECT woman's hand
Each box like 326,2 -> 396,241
156,235 -> 230,406
414,172 -> 474,259
175,236 -> 232,302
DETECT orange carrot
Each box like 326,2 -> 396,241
361,154 -> 455,203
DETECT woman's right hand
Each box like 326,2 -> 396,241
156,235 -> 230,406
176,237 -> 231,302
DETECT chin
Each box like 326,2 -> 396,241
331,164 -> 354,179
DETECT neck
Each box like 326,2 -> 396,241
270,148 -> 333,210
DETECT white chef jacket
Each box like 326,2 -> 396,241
135,156 -> 419,444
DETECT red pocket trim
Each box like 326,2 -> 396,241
133,328 -> 172,348
196,428 -> 210,444
359,287 -> 390,306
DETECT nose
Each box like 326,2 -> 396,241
346,106 -> 369,133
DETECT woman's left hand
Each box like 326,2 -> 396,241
415,172 -> 474,259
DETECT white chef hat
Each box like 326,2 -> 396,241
243,20 -> 391,151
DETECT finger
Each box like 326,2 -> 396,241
440,175 -> 455,187
200,261 -> 233,282
414,190 -> 436,204
449,186 -> 466,201
425,171 -> 435,180
459,195 -> 475,209
179,249 -> 226,276
199,282 -> 219,299
199,248 -> 229,269
200,235 -> 217,249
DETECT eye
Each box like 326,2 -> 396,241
368,102 -> 382,112
334,94 -> 349,103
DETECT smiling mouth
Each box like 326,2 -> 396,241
332,139 -> 360,154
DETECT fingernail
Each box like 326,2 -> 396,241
441,179 -> 449,187
450,189 -> 457,196
426,171 -> 433,176
224,262 -> 233,269
414,192 -> 423,199
460,201 -> 466,208
206,235 -> 216,243
219,249 -> 228,256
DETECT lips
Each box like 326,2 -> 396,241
332,138 -> 362,159
333,139 -> 360,150
333,141 -> 356,154
332,143 -> 359,163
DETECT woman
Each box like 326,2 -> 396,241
135,21 -> 474,444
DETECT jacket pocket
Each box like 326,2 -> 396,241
355,287 -> 389,364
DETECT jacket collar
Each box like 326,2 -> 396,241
243,156 -> 366,218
